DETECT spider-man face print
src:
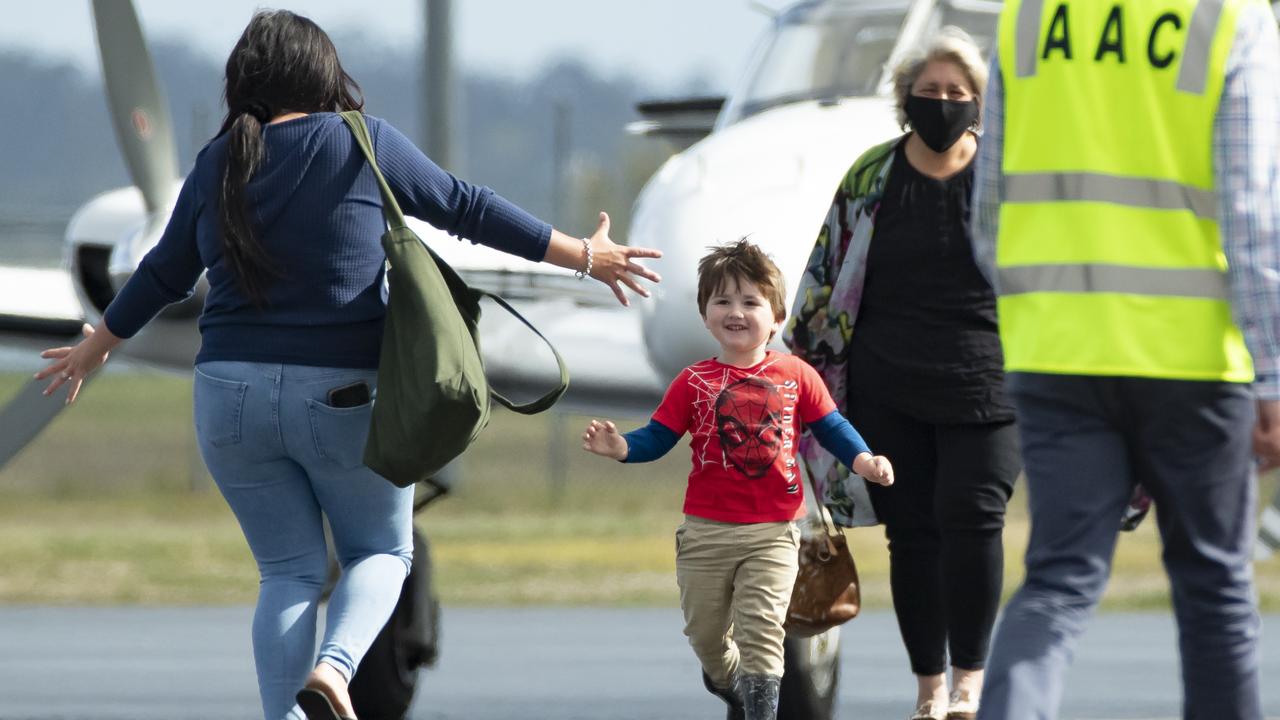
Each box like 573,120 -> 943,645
715,377 -> 784,478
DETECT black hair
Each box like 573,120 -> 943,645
216,9 -> 365,307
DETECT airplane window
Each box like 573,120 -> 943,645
720,0 -> 997,127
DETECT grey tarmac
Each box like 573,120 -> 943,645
0,607 -> 1277,719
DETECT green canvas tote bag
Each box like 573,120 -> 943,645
341,111 -> 569,488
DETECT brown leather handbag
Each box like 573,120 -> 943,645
785,471 -> 861,638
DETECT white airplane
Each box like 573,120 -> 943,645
7,0 -> 1275,716
0,2 -> 1004,715
0,0 -> 986,461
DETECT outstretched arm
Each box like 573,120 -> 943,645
374,120 -> 662,307
582,418 -> 680,463
543,212 -> 662,307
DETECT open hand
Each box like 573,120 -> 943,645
34,323 -> 119,405
853,453 -> 894,486
586,212 -> 662,306
582,418 -> 628,460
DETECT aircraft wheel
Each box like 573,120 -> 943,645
777,627 -> 840,720
348,527 -> 440,720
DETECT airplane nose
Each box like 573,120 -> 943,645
631,183 -> 719,380
643,296 -> 717,380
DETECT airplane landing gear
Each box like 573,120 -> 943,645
348,527 -> 440,720
778,628 -> 841,720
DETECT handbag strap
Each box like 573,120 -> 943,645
800,460 -> 841,550
340,111 -> 570,414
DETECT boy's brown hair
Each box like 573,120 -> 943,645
696,239 -> 787,323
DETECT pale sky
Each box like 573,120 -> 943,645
0,1 -> 777,92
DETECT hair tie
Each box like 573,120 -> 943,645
242,101 -> 271,122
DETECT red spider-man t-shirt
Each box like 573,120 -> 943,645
651,351 -> 837,523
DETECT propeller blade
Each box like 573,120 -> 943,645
90,0 -> 179,215
0,373 -> 85,472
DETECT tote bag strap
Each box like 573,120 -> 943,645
479,290 -> 570,414
341,111 -> 410,231
340,111 -> 569,414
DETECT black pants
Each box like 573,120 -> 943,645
848,397 -> 1020,675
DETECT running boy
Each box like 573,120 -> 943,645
582,240 -> 892,720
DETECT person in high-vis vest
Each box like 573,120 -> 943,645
970,2 -> 1280,719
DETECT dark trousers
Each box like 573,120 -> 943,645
849,397 -> 1020,675
979,374 -> 1261,720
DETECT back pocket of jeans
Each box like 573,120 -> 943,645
193,367 -> 248,448
306,399 -> 373,470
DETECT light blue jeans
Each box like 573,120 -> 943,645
194,361 -> 414,720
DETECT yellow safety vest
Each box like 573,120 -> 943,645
996,0 -> 1255,382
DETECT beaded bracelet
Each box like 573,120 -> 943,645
575,237 -> 593,280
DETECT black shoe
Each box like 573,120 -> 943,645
296,687 -> 356,720
737,673 -> 780,720
702,670 -> 745,720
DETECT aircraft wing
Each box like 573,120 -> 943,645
0,265 -> 84,347
480,297 -> 665,419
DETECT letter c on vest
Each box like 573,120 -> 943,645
1148,12 -> 1183,69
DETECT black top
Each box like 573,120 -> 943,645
847,140 -> 1014,424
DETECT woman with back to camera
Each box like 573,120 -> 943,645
785,28 -> 1019,720
35,10 -> 661,720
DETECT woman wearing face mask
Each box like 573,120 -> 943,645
785,28 -> 1018,720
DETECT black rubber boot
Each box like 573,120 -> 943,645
737,673 -> 780,720
702,671 -> 745,720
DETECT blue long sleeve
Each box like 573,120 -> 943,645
374,121 -> 551,261
621,419 -> 681,463
808,411 -> 871,470
101,113 -> 553,369
104,174 -> 205,339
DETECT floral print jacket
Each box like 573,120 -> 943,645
784,137 -> 899,527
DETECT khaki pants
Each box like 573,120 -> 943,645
675,515 -> 800,686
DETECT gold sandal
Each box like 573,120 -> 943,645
945,688 -> 978,720
909,699 -> 948,720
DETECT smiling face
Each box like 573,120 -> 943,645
702,274 -> 783,360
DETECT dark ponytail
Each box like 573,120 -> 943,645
216,10 -> 364,307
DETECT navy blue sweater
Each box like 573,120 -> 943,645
103,113 -> 552,368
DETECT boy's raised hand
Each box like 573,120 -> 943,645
853,453 -> 894,486
582,419 -> 628,461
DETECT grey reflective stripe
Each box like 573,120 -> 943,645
1177,0 -> 1226,94
998,264 -> 1227,299
1003,172 -> 1218,219
1015,0 -> 1044,78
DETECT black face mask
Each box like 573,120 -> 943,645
904,95 -> 978,153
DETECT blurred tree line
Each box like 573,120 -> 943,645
0,28 -> 704,238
